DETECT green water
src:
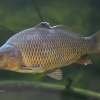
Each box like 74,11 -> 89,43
0,0 -> 100,100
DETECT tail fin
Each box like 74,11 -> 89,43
91,30 -> 100,54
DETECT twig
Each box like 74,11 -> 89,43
0,81 -> 100,99
33,0 -> 44,21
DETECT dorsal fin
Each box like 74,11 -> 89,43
52,25 -> 83,37
35,22 -> 50,29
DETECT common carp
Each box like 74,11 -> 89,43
0,22 -> 99,80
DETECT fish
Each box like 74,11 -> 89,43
0,22 -> 99,80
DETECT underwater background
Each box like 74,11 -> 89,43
0,0 -> 100,100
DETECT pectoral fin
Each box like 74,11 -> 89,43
46,69 -> 62,80
21,66 -> 42,70
76,55 -> 92,65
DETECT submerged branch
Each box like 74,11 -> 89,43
0,81 -> 100,99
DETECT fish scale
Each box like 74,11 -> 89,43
12,28 -> 76,70
0,22 -> 99,80
8,29 -> 84,69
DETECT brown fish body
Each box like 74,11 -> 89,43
0,22 -> 99,80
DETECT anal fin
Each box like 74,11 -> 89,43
46,69 -> 62,80
76,55 -> 92,65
